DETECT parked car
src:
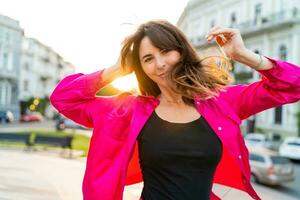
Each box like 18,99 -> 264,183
249,147 -> 294,186
20,112 -> 44,122
245,133 -> 281,151
279,137 -> 300,161
0,110 -> 14,123
55,115 -> 88,131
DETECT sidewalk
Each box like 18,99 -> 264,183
0,148 -> 85,200
0,148 -> 298,200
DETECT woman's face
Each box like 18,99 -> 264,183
139,36 -> 181,87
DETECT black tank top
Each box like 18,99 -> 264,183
137,110 -> 223,200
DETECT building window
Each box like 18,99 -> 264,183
24,80 -> 28,91
230,12 -> 237,27
0,83 -> 3,105
24,62 -> 29,71
5,83 -> 11,105
279,44 -> 287,60
6,32 -> 10,41
3,53 -> 8,69
254,3 -> 262,25
210,20 -> 215,28
275,106 -> 282,124
0,81 -> 12,106
7,53 -> 13,71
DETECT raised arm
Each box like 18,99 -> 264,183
223,56 -> 300,120
49,59 -> 131,128
206,27 -> 300,120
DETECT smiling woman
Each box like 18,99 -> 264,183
49,19 -> 300,200
120,20 -> 234,106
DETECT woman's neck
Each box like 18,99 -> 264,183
157,92 -> 184,106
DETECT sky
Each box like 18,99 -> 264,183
0,0 -> 189,73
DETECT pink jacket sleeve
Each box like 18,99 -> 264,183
223,57 -> 300,120
49,69 -> 115,128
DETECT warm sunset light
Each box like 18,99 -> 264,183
111,73 -> 140,92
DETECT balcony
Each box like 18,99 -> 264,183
0,70 -> 18,80
236,8 -> 299,35
40,75 -> 52,81
192,8 -> 300,48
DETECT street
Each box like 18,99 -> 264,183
1,120 -> 300,199
277,161 -> 300,198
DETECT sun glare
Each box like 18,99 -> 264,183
111,73 -> 139,92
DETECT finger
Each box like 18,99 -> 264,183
206,35 -> 213,41
206,33 -> 228,42
215,35 -> 226,46
206,26 -> 221,38
206,27 -> 233,41
206,34 -> 218,41
211,28 -> 236,36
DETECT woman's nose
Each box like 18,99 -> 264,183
156,55 -> 166,69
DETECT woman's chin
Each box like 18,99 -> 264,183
157,80 -> 173,88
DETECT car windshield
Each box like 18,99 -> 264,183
287,142 -> 300,146
271,156 -> 290,164
249,153 -> 265,162
247,138 -> 262,142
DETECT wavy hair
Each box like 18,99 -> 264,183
121,19 -> 233,106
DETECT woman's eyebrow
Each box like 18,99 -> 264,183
142,54 -> 152,60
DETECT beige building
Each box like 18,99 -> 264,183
20,37 -> 75,119
0,14 -> 23,121
177,0 -> 300,138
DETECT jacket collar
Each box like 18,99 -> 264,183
138,93 -> 201,107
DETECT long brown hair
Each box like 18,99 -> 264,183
121,19 -> 233,106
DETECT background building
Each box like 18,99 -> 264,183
20,37 -> 75,119
0,13 -> 75,122
177,0 -> 300,138
0,15 -> 23,121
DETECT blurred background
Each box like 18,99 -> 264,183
0,0 -> 300,199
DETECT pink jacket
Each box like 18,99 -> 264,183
50,57 -> 300,200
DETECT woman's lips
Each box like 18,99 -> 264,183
158,73 -> 167,78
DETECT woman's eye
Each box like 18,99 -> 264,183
144,58 -> 152,63
161,49 -> 169,54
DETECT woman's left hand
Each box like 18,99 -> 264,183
205,27 -> 247,61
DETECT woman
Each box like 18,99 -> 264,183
50,20 -> 300,200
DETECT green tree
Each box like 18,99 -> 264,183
20,97 -> 49,115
